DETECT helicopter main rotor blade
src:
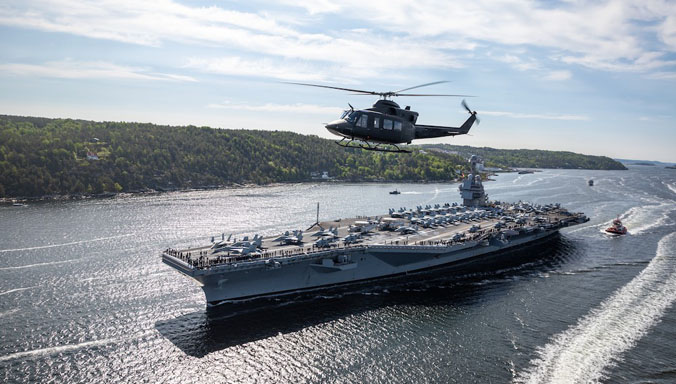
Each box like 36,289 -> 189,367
283,82 -> 378,95
393,81 -> 450,94
396,93 -> 474,97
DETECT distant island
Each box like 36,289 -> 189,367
630,162 -> 656,166
0,115 -> 626,199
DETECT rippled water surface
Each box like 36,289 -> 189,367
1,166 -> 675,383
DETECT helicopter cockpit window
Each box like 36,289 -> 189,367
394,121 -> 402,131
340,110 -> 350,119
383,119 -> 393,130
344,111 -> 358,123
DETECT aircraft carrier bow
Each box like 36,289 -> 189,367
162,157 -> 588,305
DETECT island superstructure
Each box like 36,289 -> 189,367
162,156 -> 588,305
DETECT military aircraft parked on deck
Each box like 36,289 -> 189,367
349,220 -> 378,233
274,230 -> 303,246
312,226 -> 338,238
211,234 -> 262,254
315,237 -> 338,248
342,233 -> 363,245
395,225 -> 418,234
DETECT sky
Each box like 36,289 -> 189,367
1,0 -> 675,162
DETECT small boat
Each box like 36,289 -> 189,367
389,190 -> 401,195
12,202 -> 26,207
605,217 -> 627,235
588,179 -> 594,186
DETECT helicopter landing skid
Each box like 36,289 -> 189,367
335,138 -> 411,153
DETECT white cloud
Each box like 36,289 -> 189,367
184,56 -> 378,82
659,14 -> 676,49
497,54 -> 540,71
481,110 -> 589,121
646,71 -> 676,80
0,0 -> 462,79
0,0 -> 675,81
543,70 -> 572,81
207,101 -> 342,115
0,60 -> 196,81
274,0 -> 676,74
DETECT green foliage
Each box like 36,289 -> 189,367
423,144 -> 627,171
0,115 -> 625,198
0,115 -> 466,197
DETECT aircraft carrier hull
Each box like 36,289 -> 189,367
163,226 -> 562,305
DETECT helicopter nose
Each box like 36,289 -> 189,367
325,119 -> 346,135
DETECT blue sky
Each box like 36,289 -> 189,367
1,0 -> 675,162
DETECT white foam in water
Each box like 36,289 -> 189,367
595,202 -> 674,236
0,286 -> 36,296
666,182 -> 676,196
423,187 -> 440,204
0,339 -> 115,362
0,308 -> 19,318
0,259 -> 78,271
514,232 -> 676,384
621,203 -> 673,235
0,234 -> 133,253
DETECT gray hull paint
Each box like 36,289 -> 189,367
163,229 -> 558,304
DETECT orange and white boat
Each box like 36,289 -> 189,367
605,217 -> 627,235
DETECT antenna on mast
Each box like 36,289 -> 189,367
307,202 -> 323,230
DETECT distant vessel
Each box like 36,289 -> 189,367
389,190 -> 401,195
605,217 -> 627,235
12,202 -> 26,207
588,179 -> 594,186
162,156 -> 588,305
518,170 -> 534,174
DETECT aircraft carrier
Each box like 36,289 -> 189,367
162,156 -> 588,305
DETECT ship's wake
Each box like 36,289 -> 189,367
0,286 -> 37,296
0,234 -> 133,253
665,181 -> 676,196
0,259 -> 79,271
514,232 -> 676,383
596,202 -> 674,236
0,339 -> 114,362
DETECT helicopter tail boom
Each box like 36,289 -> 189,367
414,113 -> 476,139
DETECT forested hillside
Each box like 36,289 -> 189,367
0,115 -> 626,198
424,144 -> 627,170
0,115 -> 467,198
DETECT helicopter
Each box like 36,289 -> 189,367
287,81 -> 479,153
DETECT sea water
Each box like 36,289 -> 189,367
1,165 -> 674,383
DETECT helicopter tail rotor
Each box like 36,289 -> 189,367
462,99 -> 480,125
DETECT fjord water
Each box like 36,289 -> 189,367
1,166 -> 675,383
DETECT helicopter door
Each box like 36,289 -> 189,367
355,114 -> 368,129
